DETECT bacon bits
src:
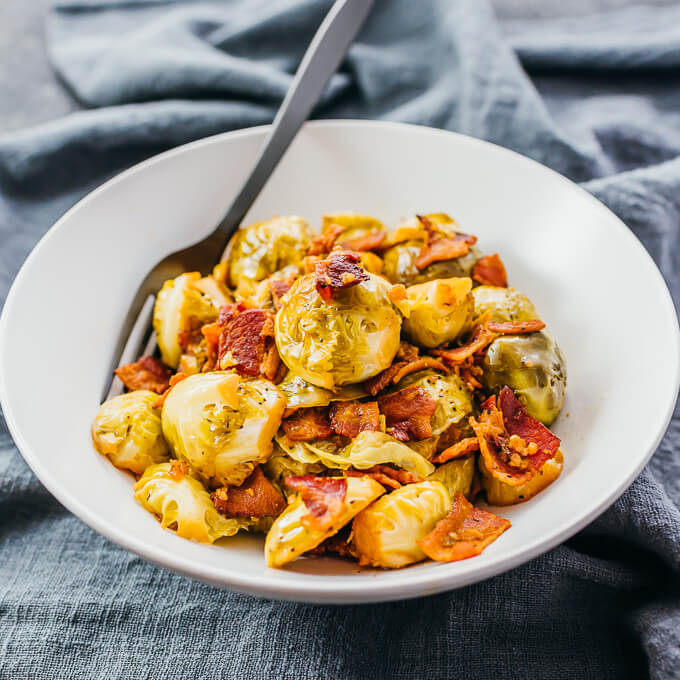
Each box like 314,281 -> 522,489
308,223 -> 346,256
211,467 -> 286,519
415,215 -> 478,271
378,385 -> 437,441
152,372 -> 188,408
431,322 -> 496,365
432,437 -> 480,463
286,476 -> 347,531
329,401 -> 380,439
418,492 -> 511,562
346,465 -> 422,490
282,407 -> 333,442
487,320 -> 545,334
217,303 -> 280,379
364,356 -> 448,396
115,356 -> 172,394
472,254 -> 508,287
270,278 -> 296,310
315,252 -> 370,303
339,231 -> 386,252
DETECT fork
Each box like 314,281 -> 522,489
101,0 -> 375,402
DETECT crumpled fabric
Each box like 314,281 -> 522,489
0,1 -> 678,678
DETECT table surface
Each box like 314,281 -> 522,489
0,0 -> 675,132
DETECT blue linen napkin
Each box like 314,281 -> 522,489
1,1 -> 679,678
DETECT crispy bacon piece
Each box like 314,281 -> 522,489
472,253 -> 508,287
281,407 -> 333,442
431,322 -> 496,365
308,223 -> 346,256
414,215 -> 478,271
168,460 -> 190,481
347,465 -> 423,490
487,320 -> 546,334
418,492 -> 511,562
433,437 -> 480,463
315,252 -> 370,303
115,356 -> 172,394
378,385 -> 437,441
152,372 -> 188,408
470,388 -> 560,486
270,278 -> 296,310
217,303 -> 278,378
305,531 -> 357,559
200,322 -> 221,372
329,401 -> 380,438
211,467 -> 286,519
499,387 -> 560,465
339,231 -> 386,252
286,476 -> 347,531
364,356 -> 448,396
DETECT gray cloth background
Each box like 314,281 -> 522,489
1,1 -> 679,678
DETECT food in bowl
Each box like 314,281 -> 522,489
92,212 -> 566,569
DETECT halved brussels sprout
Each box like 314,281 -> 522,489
390,370 -> 475,457
482,331 -> 566,425
479,450 -> 564,505
263,446 -> 324,498
153,272 -> 219,368
265,476 -> 384,568
428,456 -> 476,499
275,272 -> 402,390
275,430 -> 434,478
382,214 -> 479,286
471,285 -> 537,323
402,277 -> 474,348
162,372 -> 285,487
277,372 -> 367,409
352,481 -> 452,568
227,216 -> 312,289
134,462 -> 251,543
91,390 -> 169,475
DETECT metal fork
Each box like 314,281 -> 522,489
101,0 -> 375,402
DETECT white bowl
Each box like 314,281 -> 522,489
1,121 -> 678,603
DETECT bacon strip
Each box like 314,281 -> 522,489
152,372 -> 188,408
281,407 -> 333,442
364,356 -> 448,396
346,465 -> 423,490
217,304 -> 279,378
472,254 -> 508,287
329,401 -> 380,438
211,467 -> 286,519
339,231 -> 386,252
378,385 -> 437,441
431,322 -> 496,365
414,215 -> 478,271
487,320 -> 545,334
433,437 -> 480,463
315,252 -> 369,303
270,278 -> 296,310
286,476 -> 347,532
418,492 -> 511,562
308,223 -> 346,256
115,356 -> 172,394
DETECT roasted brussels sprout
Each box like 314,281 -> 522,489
471,285 -> 537,323
275,272 -> 402,389
134,462 -> 251,543
352,481 -> 452,568
153,272 -> 219,368
275,430 -> 434,478
162,372 -> 285,487
428,456 -> 476,499
382,214 -> 479,286
479,450 -> 563,506
227,216 -> 312,289
482,331 -> 566,425
265,476 -> 384,567
91,390 -> 169,475
322,213 -> 386,242
402,277 -> 474,348
277,372 -> 367,409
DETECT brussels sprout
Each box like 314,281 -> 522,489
471,286 -> 537,323
227,216 -> 312,289
277,372 -> 367,409
91,390 -> 169,475
162,372 -> 285,487
352,481 -> 452,568
428,456 -> 476,499
274,430 -> 434,478
153,272 -> 219,368
134,462 -> 251,543
402,277 -> 474,348
482,330 -> 566,425
275,272 -> 402,390
321,213 -> 385,239
265,476 -> 384,567
263,447 -> 324,498
479,450 -> 563,506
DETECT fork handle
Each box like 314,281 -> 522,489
213,0 -> 375,244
